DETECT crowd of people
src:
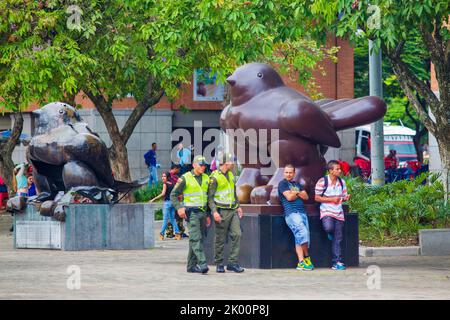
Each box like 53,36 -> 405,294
144,141 -> 351,273
0,163 -> 36,210
3,142 -> 352,274
0,162 -> 36,231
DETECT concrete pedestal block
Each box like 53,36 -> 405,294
14,204 -> 154,250
419,229 -> 450,256
204,204 -> 359,268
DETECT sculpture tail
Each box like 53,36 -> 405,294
113,177 -> 149,193
318,96 -> 387,131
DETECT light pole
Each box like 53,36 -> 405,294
369,40 -> 385,186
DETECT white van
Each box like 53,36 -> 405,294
355,123 -> 417,167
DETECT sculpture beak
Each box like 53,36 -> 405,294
226,76 -> 236,86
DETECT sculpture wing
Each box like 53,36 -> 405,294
279,99 -> 341,148
71,122 -> 100,137
64,133 -> 115,187
319,96 -> 387,131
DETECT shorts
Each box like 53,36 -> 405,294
285,211 -> 310,246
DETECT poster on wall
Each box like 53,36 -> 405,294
193,69 -> 225,101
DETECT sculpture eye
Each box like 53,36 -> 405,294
257,72 -> 263,78
59,109 -> 65,115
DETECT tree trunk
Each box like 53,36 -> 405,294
84,91 -> 132,183
405,102 -> 427,163
0,148 -> 16,197
84,79 -> 163,183
0,112 -> 24,197
222,83 -> 231,108
412,134 -> 423,163
108,135 -> 132,183
84,84 -> 164,203
95,105 -> 134,203
436,135 -> 450,204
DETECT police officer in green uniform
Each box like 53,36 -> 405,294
208,153 -> 244,273
170,155 -> 211,274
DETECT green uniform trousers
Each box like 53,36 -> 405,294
187,210 -> 207,269
214,208 -> 242,265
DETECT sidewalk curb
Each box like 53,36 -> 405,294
359,246 -> 420,257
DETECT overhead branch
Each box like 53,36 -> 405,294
120,77 -> 164,145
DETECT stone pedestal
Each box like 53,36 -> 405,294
14,204 -> 154,250
204,204 -> 359,268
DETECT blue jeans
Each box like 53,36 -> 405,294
322,216 -> 344,265
285,212 -> 310,246
148,165 -> 158,188
161,200 -> 180,235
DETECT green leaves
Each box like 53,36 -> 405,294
1,0 -> 343,108
346,173 -> 450,245
0,0 -> 98,110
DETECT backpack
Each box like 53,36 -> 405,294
321,176 -> 343,197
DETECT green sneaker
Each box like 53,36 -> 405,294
296,261 -> 313,271
303,256 -> 315,270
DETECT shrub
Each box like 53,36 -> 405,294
345,173 -> 450,245
133,182 -> 164,202
133,182 -> 164,220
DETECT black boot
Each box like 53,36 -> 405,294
187,265 -> 202,273
198,264 -> 209,274
227,263 -> 244,273
216,264 -> 225,273
187,264 -> 209,274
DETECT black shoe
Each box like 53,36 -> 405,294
187,265 -> 202,273
227,263 -> 244,273
187,264 -> 209,274
216,264 -> 225,273
198,264 -> 209,274
9,225 -> 14,232
181,233 -> 189,238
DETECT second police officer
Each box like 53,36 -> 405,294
208,153 -> 244,273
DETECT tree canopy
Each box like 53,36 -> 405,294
311,0 -> 450,198
0,0 -> 340,186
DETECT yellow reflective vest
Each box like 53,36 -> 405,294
211,170 -> 237,209
182,171 -> 209,210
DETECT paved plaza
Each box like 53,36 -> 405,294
0,215 -> 449,300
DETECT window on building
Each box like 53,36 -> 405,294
193,69 -> 225,101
